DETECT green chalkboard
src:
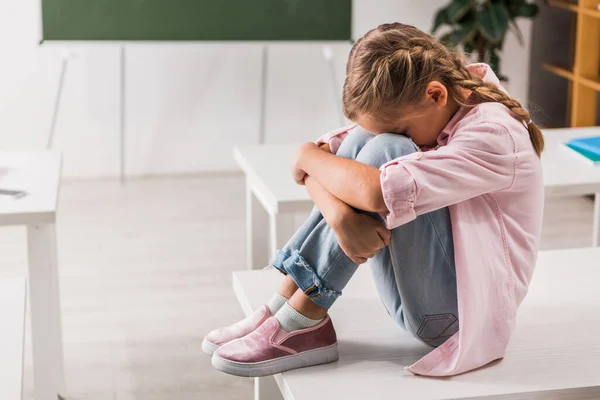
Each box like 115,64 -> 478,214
41,0 -> 352,41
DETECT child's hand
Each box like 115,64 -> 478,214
333,209 -> 390,265
318,143 -> 331,153
291,142 -> 317,185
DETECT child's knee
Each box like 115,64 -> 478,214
335,126 -> 375,160
355,133 -> 418,168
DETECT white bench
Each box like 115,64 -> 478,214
233,247 -> 600,400
0,278 -> 27,400
234,127 -> 600,270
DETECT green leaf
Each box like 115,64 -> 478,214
457,8 -> 477,24
449,20 -> 477,48
504,0 -> 526,18
463,40 -> 476,55
503,0 -> 527,47
447,0 -> 473,23
487,39 -> 509,80
439,32 -> 453,47
432,7 -> 450,33
489,47 -> 500,74
489,47 -> 508,81
477,2 -> 510,44
519,3 -> 539,18
509,19 -> 525,46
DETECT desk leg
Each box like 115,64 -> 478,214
255,376 -> 282,400
27,224 -> 65,400
269,212 -> 296,263
593,193 -> 600,247
246,183 -> 270,270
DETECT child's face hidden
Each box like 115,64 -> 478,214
357,81 -> 462,148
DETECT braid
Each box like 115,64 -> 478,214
442,54 -> 545,157
370,56 -> 392,98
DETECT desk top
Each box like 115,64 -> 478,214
233,127 -> 600,209
233,145 -> 309,212
0,151 -> 62,226
233,247 -> 600,400
542,127 -> 600,196
0,278 -> 26,400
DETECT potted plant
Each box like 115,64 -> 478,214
432,0 -> 540,82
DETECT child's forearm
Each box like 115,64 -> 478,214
299,143 -> 387,213
304,176 -> 351,229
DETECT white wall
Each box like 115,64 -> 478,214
0,0 -> 531,178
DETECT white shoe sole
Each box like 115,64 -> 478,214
202,338 -> 219,356
211,343 -> 338,377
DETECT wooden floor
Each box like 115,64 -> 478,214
0,174 -> 593,399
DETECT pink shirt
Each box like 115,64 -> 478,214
317,64 -> 544,376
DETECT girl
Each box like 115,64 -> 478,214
203,23 -> 544,377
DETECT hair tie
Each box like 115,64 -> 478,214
527,119 -> 533,125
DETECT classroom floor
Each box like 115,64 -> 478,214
0,174 -> 593,399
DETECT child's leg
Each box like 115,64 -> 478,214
278,133 -> 458,345
202,128 -> 377,355
275,132 -> 418,310
355,135 -> 457,347
271,127 -> 376,298
211,132 -> 456,376
369,194 -> 457,347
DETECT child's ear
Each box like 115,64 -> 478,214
424,81 -> 448,108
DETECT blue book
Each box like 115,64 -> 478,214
567,136 -> 600,158
566,143 -> 600,164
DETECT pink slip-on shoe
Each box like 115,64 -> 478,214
211,315 -> 338,377
202,304 -> 271,356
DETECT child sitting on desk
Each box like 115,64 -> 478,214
203,22 -> 544,377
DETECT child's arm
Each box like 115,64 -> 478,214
295,143 -> 387,213
303,175 -> 351,228
304,175 -> 390,264
296,122 -> 519,229
376,123 -> 518,228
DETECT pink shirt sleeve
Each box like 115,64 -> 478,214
315,123 -> 357,154
379,122 -> 517,229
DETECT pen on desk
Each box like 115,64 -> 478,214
0,189 -> 27,198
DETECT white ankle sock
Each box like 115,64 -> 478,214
266,293 -> 288,315
274,303 -> 323,332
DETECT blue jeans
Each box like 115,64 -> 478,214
272,127 -> 459,347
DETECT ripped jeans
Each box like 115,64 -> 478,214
272,126 -> 459,347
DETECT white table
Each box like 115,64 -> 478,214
233,247 -> 600,400
542,127 -> 600,246
0,278 -> 27,400
234,145 -> 312,270
234,127 -> 600,269
0,151 -> 65,400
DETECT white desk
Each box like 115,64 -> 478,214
542,127 -> 600,246
0,278 -> 27,400
234,127 -> 600,269
0,151 -> 65,400
233,247 -> 600,400
233,145 -> 312,270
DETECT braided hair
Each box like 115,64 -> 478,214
342,23 -> 544,156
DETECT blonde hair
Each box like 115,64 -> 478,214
342,23 -> 544,157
